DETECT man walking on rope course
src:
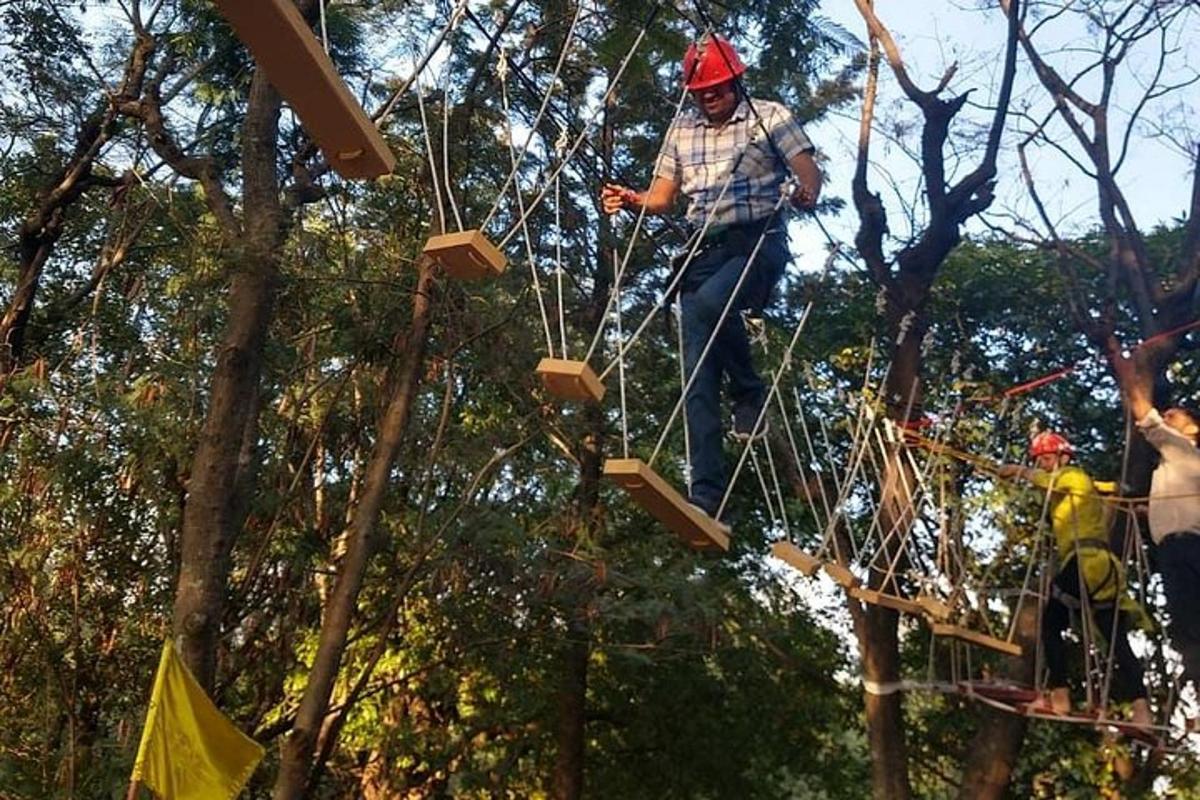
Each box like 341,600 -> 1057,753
1110,348 -> 1200,724
998,431 -> 1154,728
600,33 -> 822,527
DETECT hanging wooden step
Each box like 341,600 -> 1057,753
536,358 -> 605,403
822,561 -> 860,589
848,586 -> 925,616
603,458 -> 729,552
422,230 -> 507,280
770,542 -> 821,576
916,594 -> 952,622
211,0 -> 395,179
932,622 -> 1022,657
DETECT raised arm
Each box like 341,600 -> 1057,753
1108,348 -> 1154,421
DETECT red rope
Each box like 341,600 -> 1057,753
972,316 -> 1200,404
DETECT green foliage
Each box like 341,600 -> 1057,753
1,2 -> 1197,799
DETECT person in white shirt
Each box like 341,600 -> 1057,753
1110,348 -> 1200,706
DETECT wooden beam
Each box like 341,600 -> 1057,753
848,586 -> 925,616
211,0 -> 396,179
932,622 -> 1022,657
536,358 -> 605,403
916,594 -> 952,622
822,561 -> 860,588
423,230 -> 507,280
603,458 -> 729,552
770,542 -> 821,576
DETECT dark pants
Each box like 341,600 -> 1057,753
680,228 -> 789,514
1158,533 -> 1200,689
1043,557 -> 1147,703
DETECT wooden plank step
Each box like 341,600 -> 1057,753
211,0 -> 395,179
536,358 -> 605,403
770,542 -> 821,576
916,594 -> 952,622
423,230 -> 507,280
822,561 -> 860,588
932,622 -> 1022,657
848,586 -> 925,616
603,458 -> 729,552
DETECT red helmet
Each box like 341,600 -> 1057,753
682,34 -> 746,91
1029,431 -> 1074,458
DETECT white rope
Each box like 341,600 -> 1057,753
376,0 -> 469,127
318,0 -> 330,53
760,428 -> 792,538
441,64 -> 464,232
773,380 -> 832,536
495,16 -> 656,250
554,165 -> 568,359
613,249 -> 630,458
482,1 -> 585,233
583,80 -> 692,366
749,445 -> 780,532
414,70 -> 447,233
676,304 -> 692,490
497,53 -> 555,355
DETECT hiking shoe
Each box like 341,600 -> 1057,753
686,500 -> 732,536
731,397 -> 769,442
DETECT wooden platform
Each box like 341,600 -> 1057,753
603,458 -> 729,552
536,358 -> 605,403
848,587 -> 925,616
770,542 -> 821,576
212,0 -> 395,179
932,622 -> 1022,657
422,230 -> 507,280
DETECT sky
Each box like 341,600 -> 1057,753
788,0 -> 1199,269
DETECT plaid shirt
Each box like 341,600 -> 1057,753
655,97 -> 814,230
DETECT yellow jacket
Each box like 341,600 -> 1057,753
1028,465 -> 1150,627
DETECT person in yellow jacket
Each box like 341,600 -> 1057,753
998,431 -> 1153,726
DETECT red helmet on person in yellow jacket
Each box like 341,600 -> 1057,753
1029,431 -> 1074,457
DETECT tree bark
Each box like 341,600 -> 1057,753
957,600 -> 1037,800
172,65 -> 284,690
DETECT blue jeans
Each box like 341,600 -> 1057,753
680,230 -> 789,514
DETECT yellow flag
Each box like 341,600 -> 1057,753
131,640 -> 265,800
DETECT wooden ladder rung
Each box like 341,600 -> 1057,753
603,458 -> 729,552
422,230 -> 507,280
932,623 -> 1022,657
536,358 -> 605,403
770,542 -> 821,576
212,0 -> 395,179
848,587 -> 925,616
822,561 -> 860,588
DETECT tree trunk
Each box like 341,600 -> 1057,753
172,67 -> 283,690
551,612 -> 590,800
273,255 -> 437,799
957,600 -> 1037,799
